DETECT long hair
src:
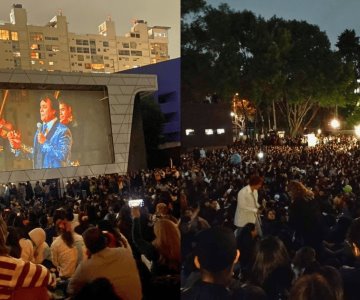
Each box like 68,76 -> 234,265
251,236 -> 290,286
152,218 -> 181,272
287,180 -> 314,202
56,219 -> 74,248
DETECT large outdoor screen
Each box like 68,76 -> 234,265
0,86 -> 114,171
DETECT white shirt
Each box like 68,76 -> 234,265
234,185 -> 260,227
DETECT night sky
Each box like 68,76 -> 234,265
0,0 -> 180,58
207,0 -> 360,48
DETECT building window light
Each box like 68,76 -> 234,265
217,128 -> 225,134
205,129 -> 214,135
49,61 -> 54,65
185,129 -> 195,136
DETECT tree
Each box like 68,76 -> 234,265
182,4 -> 357,135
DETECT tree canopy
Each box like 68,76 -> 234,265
182,2 -> 359,136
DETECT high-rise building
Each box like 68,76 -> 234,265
0,4 -> 170,73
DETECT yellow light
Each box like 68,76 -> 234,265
355,125 -> 360,137
317,129 -> 322,134
230,112 -> 235,117
330,118 -> 340,129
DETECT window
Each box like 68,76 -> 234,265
154,32 -> 167,38
103,41 -> 109,47
31,60 -> 35,65
91,63 -> 104,70
30,44 -> 41,50
0,30 -> 10,40
77,47 -> 84,53
205,129 -> 214,135
90,40 -> 96,46
78,55 -> 84,61
12,42 -> 19,50
185,129 -> 195,136
45,36 -> 58,41
31,52 -> 40,59
131,51 -> 142,56
135,33 -> 140,38
30,32 -> 43,41
105,64 -> 110,67
14,59 -> 21,67
104,56 -> 109,60
216,128 -> 225,134
130,42 -> 137,49
85,63 -> 91,69
83,48 -> 89,53
130,33 -> 136,38
11,32 -> 18,41
13,51 -> 21,57
122,43 -> 129,48
49,61 -> 54,65
70,47 -> 76,53
119,50 -> 130,56
90,48 -> 96,54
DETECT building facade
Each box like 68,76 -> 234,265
0,4 -> 170,73
121,58 -> 180,148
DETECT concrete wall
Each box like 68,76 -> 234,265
0,69 -> 157,185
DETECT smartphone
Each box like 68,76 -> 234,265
128,199 -> 144,208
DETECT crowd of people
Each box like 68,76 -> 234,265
1,134 -> 360,299
181,135 -> 360,299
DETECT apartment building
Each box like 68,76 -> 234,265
0,4 -> 170,73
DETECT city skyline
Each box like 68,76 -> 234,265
0,0 -> 180,58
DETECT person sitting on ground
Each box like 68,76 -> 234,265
67,227 -> 142,300
248,235 -> 294,299
0,215 -> 55,299
28,227 -> 52,267
50,219 -> 86,279
289,272 -> 342,300
181,226 -> 240,300
131,206 -> 181,276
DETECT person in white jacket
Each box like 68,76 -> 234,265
28,227 -> 51,264
234,175 -> 263,236
51,219 -> 86,278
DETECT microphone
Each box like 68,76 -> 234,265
37,122 -> 42,131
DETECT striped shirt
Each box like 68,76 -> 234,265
0,256 -> 55,299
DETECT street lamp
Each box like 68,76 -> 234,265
355,125 -> 360,138
330,118 -> 340,129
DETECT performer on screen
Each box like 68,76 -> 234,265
7,95 -> 72,169
58,98 -> 81,166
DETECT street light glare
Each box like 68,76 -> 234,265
355,125 -> 360,137
330,118 -> 340,129
230,112 -> 235,117
257,151 -> 264,159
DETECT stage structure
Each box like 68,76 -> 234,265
0,69 -> 157,185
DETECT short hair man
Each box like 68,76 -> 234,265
67,227 -> 142,300
181,227 -> 240,299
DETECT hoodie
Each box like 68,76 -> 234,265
29,227 -> 51,264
